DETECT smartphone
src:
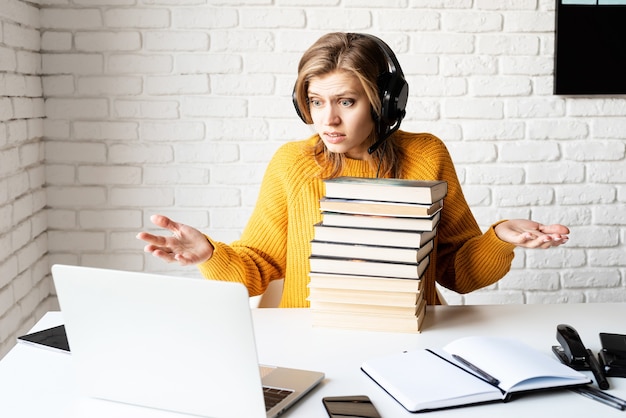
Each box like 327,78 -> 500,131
599,332 -> 626,376
600,332 -> 626,356
322,395 -> 382,418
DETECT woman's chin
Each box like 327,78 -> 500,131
321,142 -> 347,154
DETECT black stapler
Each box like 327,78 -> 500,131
553,324 -> 610,390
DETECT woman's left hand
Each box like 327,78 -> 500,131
494,219 -> 569,249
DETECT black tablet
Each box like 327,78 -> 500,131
17,325 -> 70,353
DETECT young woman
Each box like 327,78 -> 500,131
137,32 -> 569,307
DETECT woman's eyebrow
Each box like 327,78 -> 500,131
307,89 -> 360,98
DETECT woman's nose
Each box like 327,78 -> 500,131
322,104 -> 340,126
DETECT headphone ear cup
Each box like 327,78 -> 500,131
379,73 -> 408,126
377,73 -> 392,124
292,88 -> 307,123
390,76 -> 408,122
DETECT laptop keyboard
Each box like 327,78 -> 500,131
263,386 -> 294,412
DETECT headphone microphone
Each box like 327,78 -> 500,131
292,33 -> 409,155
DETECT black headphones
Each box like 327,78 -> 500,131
292,33 -> 408,154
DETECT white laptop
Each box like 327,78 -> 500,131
51,264 -> 324,418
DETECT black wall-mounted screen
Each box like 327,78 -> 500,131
555,1 -> 626,95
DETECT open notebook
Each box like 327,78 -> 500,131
51,264 -> 324,418
362,336 -> 591,412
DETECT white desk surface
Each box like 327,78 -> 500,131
1,303 -> 625,418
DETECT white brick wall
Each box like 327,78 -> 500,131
0,0 -> 57,360
1,1 -> 625,357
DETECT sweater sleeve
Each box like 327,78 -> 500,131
405,133 -> 516,295
439,220 -> 517,294
197,143 -> 292,297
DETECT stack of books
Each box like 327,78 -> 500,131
308,176 -> 447,333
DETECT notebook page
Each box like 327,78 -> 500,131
362,349 -> 502,411
444,336 -> 589,393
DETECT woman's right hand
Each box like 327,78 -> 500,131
136,214 -> 214,266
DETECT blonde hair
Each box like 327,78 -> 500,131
294,32 -> 404,179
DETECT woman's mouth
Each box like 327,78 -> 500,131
324,132 -> 346,144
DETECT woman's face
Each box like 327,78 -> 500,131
307,70 -> 376,160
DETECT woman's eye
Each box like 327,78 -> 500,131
339,99 -> 354,107
309,99 -> 322,107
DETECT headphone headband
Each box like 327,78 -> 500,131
360,34 -> 408,153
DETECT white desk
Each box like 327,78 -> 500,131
1,303 -> 625,417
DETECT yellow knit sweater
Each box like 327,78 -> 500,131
198,131 -> 516,307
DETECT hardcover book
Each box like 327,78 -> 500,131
319,198 -> 443,218
324,177 -> 447,204
311,300 -> 427,333
312,223 -> 437,248
321,210 -> 440,232
308,272 -> 424,293
308,285 -> 423,306
309,240 -> 433,265
309,300 -> 420,317
309,255 -> 430,280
